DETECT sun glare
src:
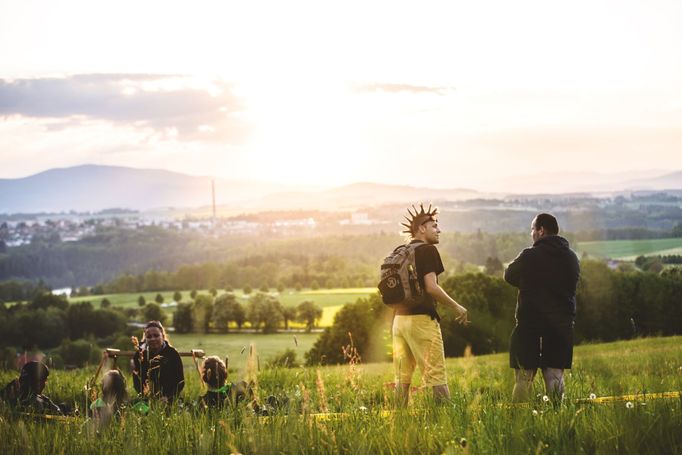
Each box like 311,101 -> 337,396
235,76 -> 370,186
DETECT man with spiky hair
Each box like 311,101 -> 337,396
393,203 -> 469,406
505,213 -> 580,402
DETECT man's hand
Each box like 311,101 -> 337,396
424,272 -> 471,325
454,305 -> 470,325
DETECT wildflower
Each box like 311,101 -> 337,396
359,406 -> 368,412
589,393 -> 596,400
626,401 -> 634,409
532,410 -> 539,416
542,395 -> 550,402
459,438 -> 467,448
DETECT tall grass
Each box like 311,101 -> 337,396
1,336 -> 681,454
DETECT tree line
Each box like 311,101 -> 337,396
171,292 -> 323,334
305,262 -> 682,365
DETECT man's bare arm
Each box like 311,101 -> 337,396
423,272 -> 469,324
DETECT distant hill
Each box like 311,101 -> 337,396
483,169 -> 677,194
623,171 -> 682,191
0,165 -> 296,213
1,165 -> 680,214
0,165 -> 483,213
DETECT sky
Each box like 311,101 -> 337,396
1,0 -> 682,191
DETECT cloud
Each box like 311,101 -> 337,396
351,82 -> 453,95
0,74 -> 249,143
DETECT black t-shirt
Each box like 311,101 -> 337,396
394,240 -> 444,320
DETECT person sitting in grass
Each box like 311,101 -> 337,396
1,360 -> 63,415
132,320 -> 185,404
90,370 -> 128,426
200,356 -> 248,409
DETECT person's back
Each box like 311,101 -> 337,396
91,370 -> 128,423
504,213 -> 580,402
507,235 -> 579,329
199,356 -> 231,409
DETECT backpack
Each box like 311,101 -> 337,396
378,242 -> 426,306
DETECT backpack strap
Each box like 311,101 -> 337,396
405,240 -> 427,252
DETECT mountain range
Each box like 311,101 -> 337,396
0,165 -> 681,214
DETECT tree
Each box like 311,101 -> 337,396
89,308 -> 126,338
247,293 -> 283,333
212,293 -> 239,332
173,291 -> 182,303
173,303 -> 193,333
142,302 -> 167,325
192,294 -> 214,333
281,306 -> 297,330
30,293 -> 68,311
12,307 -> 66,349
137,295 -> 146,307
296,300 -> 323,332
190,289 -> 197,300
65,301 -> 96,339
209,288 -> 218,297
155,293 -> 164,304
232,301 -> 246,329
672,223 -> 682,238
484,256 -> 504,276
243,286 -> 252,295
100,298 -> 111,309
305,295 -> 387,365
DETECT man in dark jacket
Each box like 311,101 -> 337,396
504,213 -> 580,402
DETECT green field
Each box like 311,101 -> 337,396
1,336 -> 680,454
68,288 -> 377,327
169,332 -> 320,373
576,237 -> 682,260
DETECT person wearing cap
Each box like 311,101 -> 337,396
505,213 -> 580,402
132,320 -> 184,403
1,360 -> 63,414
392,203 -> 469,407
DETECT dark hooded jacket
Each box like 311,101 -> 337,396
504,235 -> 580,329
132,342 -> 184,402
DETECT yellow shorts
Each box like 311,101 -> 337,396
392,314 -> 447,387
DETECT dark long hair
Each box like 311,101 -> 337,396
18,361 -> 49,398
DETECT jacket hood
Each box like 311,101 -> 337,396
533,235 -> 570,250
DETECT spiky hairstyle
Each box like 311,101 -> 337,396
401,203 -> 438,238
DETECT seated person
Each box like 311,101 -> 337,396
132,321 -> 184,404
1,361 -> 63,415
200,356 -> 248,409
90,370 -> 128,425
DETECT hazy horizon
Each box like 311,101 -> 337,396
2,1 -> 682,192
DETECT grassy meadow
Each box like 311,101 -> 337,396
168,332 -> 320,373
576,238 -> 682,260
68,288 -> 376,328
1,336 -> 680,454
